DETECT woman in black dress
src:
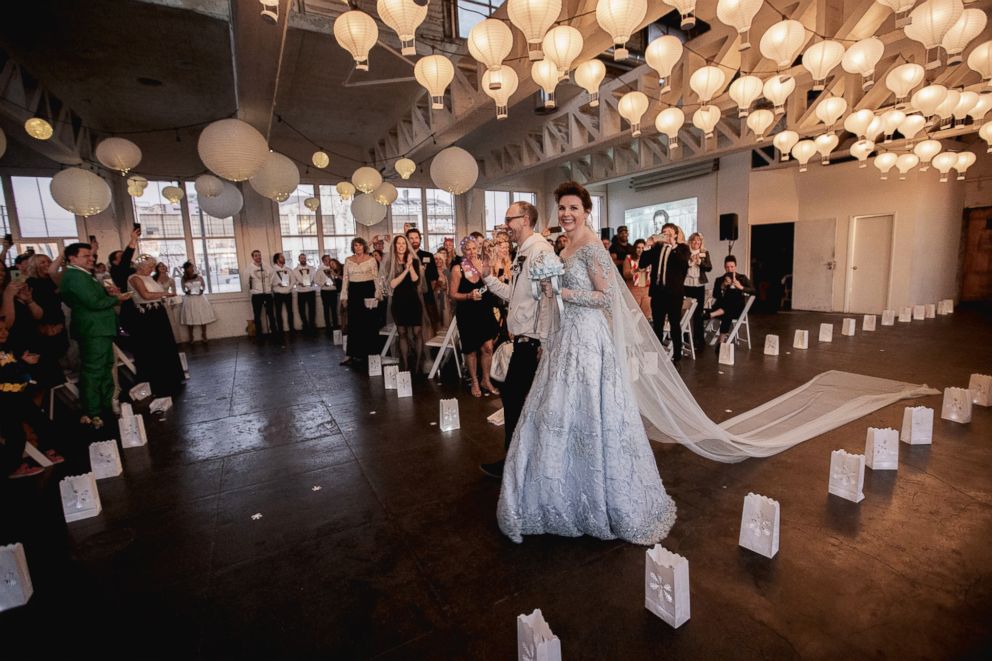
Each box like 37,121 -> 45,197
128,255 -> 185,397
381,234 -> 424,373
340,238 -> 381,366
449,236 -> 499,397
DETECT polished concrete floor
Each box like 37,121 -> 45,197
2,307 -> 991,659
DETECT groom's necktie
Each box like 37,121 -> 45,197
658,245 -> 671,286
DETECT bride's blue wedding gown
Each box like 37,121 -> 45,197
497,244 -> 677,545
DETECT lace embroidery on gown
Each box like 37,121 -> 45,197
496,243 -> 677,545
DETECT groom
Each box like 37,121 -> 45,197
479,201 -> 553,478
640,222 -> 690,363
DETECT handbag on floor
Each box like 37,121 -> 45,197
490,340 -> 514,382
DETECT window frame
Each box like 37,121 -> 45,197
2,174 -> 83,265
484,189 -> 537,237
455,0 -> 505,39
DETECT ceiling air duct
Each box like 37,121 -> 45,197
628,159 -> 718,192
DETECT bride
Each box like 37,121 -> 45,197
497,182 -> 677,545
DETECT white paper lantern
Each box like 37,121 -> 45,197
618,91 -> 649,136
880,109 -> 907,141
373,181 -> 398,205
954,151 -> 976,179
905,0 -> 964,68
844,108 -> 875,138
468,19 -> 514,83
430,146 -> 478,194
351,192 -> 387,226
194,174 -> 224,199
747,109 -> 775,140
791,139 -> 817,171
763,75 -> 795,114
898,114 -> 927,143
729,75 -> 763,117
482,66 -> 519,119
414,55 -> 454,109
802,40 -> 845,90
932,151 -> 959,180
850,139 -> 875,167
507,0 -> 563,61
773,130 -> 799,160
542,25 -> 583,77
815,95 -> 848,127
716,0 -> 763,50
197,118 -> 269,182
95,137 -> 142,174
896,153 -> 920,178
596,0 -> 647,61
914,139 -> 942,169
885,63 -> 925,106
815,133 -> 839,163
574,59 -> 607,107
760,20 -> 807,69
126,175 -> 148,197
249,151 -> 300,202
876,0 -> 917,27
24,117 -> 53,140
304,196 -> 320,212
692,105 -> 721,139
162,185 -> 184,204
352,166 -> 383,194
394,157 -> 416,179
312,150 -> 330,169
655,107 -> 685,149
968,92 -> 992,121
532,59 -> 560,107
935,88 -> 961,121
198,181 -> 244,218
979,121 -> 992,152
333,10 -> 379,71
874,152 -> 898,179
968,40 -> 992,85
866,116 -> 884,142
336,181 -> 356,200
951,91 -> 979,120
912,84 -> 949,117
662,0 -> 697,30
942,8 -> 986,63
689,66 -> 727,103
50,168 -> 112,217
842,37 -> 884,89
376,0 -> 427,56
645,35 -> 684,93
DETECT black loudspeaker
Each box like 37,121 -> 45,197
719,213 -> 739,241
600,227 -> 612,241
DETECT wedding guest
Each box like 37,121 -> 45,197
450,236 -> 499,398
180,261 -> 215,344
382,235 -> 424,373
433,249 -> 451,328
443,237 -> 457,267
94,262 -> 110,283
705,255 -> 755,345
640,222 -> 690,364
340,238 -> 380,366
625,239 -> 652,319
110,226 -> 141,333
270,252 -> 294,338
246,249 -> 276,340
316,255 -> 341,334
128,255 -> 184,396
371,235 -> 386,265
293,253 -> 318,334
25,254 -> 69,401
155,261 -> 181,336
554,234 -> 568,255
405,228 -> 439,334
609,225 -> 636,272
684,232 -> 712,351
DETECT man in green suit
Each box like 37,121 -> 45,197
59,243 -> 130,427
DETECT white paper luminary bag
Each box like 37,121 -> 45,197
119,410 -> 148,448
60,473 -> 102,522
383,365 -> 398,389
517,609 -> 561,661
842,318 -> 856,336
89,440 -> 122,479
863,314 -> 877,331
718,342 -> 735,366
941,387 -> 972,423
645,545 -> 690,628
764,334 -> 779,355
828,450 -> 865,503
367,354 -> 382,376
739,492 -> 780,558
865,427 -> 899,470
968,374 -> 991,407
129,382 -> 152,401
439,398 -> 460,431
900,406 -> 933,445
332,329 -> 343,345
912,304 -> 926,321
818,323 -> 833,342
925,304 -> 935,318
898,307 -> 912,322
0,543 -> 33,612
396,371 -> 412,397
881,310 -> 896,326
793,330 -> 809,349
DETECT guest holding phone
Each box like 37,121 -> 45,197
684,232 -> 712,351
449,236 -> 499,398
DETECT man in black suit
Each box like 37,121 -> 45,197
639,222 -> 690,363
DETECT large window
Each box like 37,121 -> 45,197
624,197 -> 698,242
133,181 -> 189,281
484,190 -> 537,236
319,185 -> 356,262
590,194 -> 606,232
279,185 -> 319,266
426,188 -> 455,250
9,176 -> 79,258
391,187 -> 423,236
185,182 -> 241,293
456,0 -> 505,39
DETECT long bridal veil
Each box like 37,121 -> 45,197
603,255 -> 938,463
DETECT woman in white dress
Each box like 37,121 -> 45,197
497,182 -> 677,545
179,261 -> 216,343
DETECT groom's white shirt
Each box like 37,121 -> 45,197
483,233 -> 553,341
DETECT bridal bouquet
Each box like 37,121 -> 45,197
529,251 -> 565,315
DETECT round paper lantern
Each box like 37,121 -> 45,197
542,25 -> 583,77
618,91 -> 649,136
532,59 -> 561,108
162,185 -> 184,204
50,168 -> 112,217
414,54 -> 455,109
747,109 -> 775,140
507,0 -> 563,61
760,20 -> 807,70
932,151 -> 959,181
815,133 -> 839,163
815,95 -> 848,127
802,40 -> 845,90
896,153 -> 920,178
898,114 -> 927,143
127,175 -> 149,197
337,181 -> 356,200
352,166 -> 383,194
655,107 -> 685,149
430,146 -> 478,194
729,75 -> 763,117
197,118 -> 269,182
25,118 -> 53,140
842,37 -> 884,89
763,75 -> 796,114
662,0 -> 697,30
95,137 -> 142,174
911,84 -> 949,117
773,130 -> 799,160
304,196 -> 320,212
716,0 -> 763,50
942,8 -> 986,63
351,192 -> 387,226
596,0 -> 647,61
373,182 -> 398,206
885,63 -> 925,105
844,108 -> 875,138
195,174 -> 225,198
376,0 -> 428,56
395,157 -> 416,179
312,151 -> 330,169
791,139 -> 818,171
953,151 -> 976,179
689,66 -> 727,103
967,40 -> 992,85
914,139 -> 942,170
874,152 -> 898,179
880,109 -> 907,141
249,152 -> 300,202
482,65 -> 519,119
692,105 -> 721,139
979,121 -> 992,152
905,0 -> 964,69
574,59 -> 607,107
333,10 -> 379,71
468,19 -> 514,83
645,35 -> 683,93
850,139 -> 875,167
198,181 -> 244,217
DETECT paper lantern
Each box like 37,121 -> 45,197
95,137 -> 142,174
689,66 -> 727,103
885,63 -> 925,107
430,146 -> 478,194
968,93 -> 992,121
791,140 -> 817,171
645,35 -> 683,93
662,0 -> 697,30
482,66 -> 519,119
844,108 -> 875,138
815,95 -> 848,127
197,118 -> 269,182
911,84 -> 949,117
692,105 -> 721,139
905,0 -> 964,69
249,151 -> 300,202
880,109 -> 907,141
126,175 -> 148,197
373,181 -> 398,205
532,59 -> 560,108
914,139 -> 942,169
162,185 -> 184,204
50,168 -> 112,217
304,196 -> 320,212
953,151 -> 976,179
334,10 -> 379,71
802,40 -> 845,90
198,181 -> 244,217
932,151 -> 959,181
336,181 -> 356,200
542,25 -> 583,78
896,153 -> 920,178
760,20 -> 807,69
876,0 -> 917,27
414,55 -> 454,109
507,0 -> 563,61
376,0 -> 427,56
596,0 -> 647,61
763,75 -> 795,114
24,117 -> 53,140
468,19 -> 514,84
951,91 -> 979,120
655,107 -> 685,149
716,0 -> 763,50
942,8 -> 986,63
352,166 -> 383,194
574,59 -> 607,107
194,174 -> 224,198
842,37 -> 884,89
394,157 -> 416,179
934,88 -> 961,122
618,91 -> 650,136
874,152 -> 898,179
968,40 -> 992,85
815,133 -> 839,164
898,114 -> 927,143
773,130 -> 799,160
351,193 -> 387,226
866,116 -> 884,142
850,139 -> 875,167
746,109 -> 775,140
729,75 -> 763,117
312,151 -> 330,169
979,121 -> 992,152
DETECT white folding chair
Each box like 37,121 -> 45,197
426,317 -> 462,379
662,298 -> 698,360
48,372 -> 80,421
379,324 -> 397,357
707,295 -> 755,349
113,343 -> 136,375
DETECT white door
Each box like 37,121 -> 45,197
793,218 -> 836,311
846,214 -> 893,314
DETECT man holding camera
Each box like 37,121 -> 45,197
705,255 -> 755,346
639,223 -> 690,364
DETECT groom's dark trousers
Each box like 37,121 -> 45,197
501,336 -> 541,450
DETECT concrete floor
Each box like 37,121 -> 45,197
2,307 -> 991,659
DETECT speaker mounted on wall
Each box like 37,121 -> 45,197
719,213 -> 739,241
